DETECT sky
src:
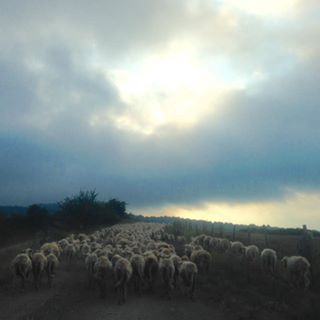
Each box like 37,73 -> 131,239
1,0 -> 320,229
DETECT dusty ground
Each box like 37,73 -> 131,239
0,258 -> 236,320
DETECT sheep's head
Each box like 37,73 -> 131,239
22,248 -> 33,258
160,248 -> 171,257
111,254 -> 122,267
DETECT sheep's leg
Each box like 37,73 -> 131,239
304,272 -> 310,290
246,262 -> 250,283
123,284 -> 127,303
39,273 -> 43,288
162,282 -> 168,299
138,276 -> 143,296
179,277 -> 185,296
136,277 -> 140,295
33,271 -> 38,290
117,286 -> 121,304
21,274 -> 26,290
46,271 -> 49,287
48,274 -> 52,288
133,275 -> 136,291
17,274 -> 24,291
36,276 -> 39,290
120,285 -> 124,304
148,268 -> 154,292
11,273 -> 16,291
168,282 -> 172,300
191,275 -> 196,300
134,275 -> 138,293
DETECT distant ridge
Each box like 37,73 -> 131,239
0,206 -> 28,215
0,203 -> 60,215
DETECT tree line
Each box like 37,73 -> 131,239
0,190 -> 129,245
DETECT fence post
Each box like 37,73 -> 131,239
232,225 -> 236,241
264,226 -> 269,247
211,223 -> 215,236
298,224 -> 313,263
247,227 -> 251,244
219,224 -> 224,238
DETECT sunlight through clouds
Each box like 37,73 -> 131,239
146,191 -> 320,229
109,44 -> 246,134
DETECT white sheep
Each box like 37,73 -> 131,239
230,241 -> 246,256
190,249 -> 211,273
21,248 -> 33,259
130,254 -> 145,294
179,261 -> 198,299
184,244 -> 194,258
94,255 -> 113,297
85,252 -> 98,288
170,254 -> 182,287
32,252 -> 47,290
245,245 -> 260,263
113,257 -> 133,304
280,256 -> 311,289
40,242 -> 60,258
64,243 -> 76,263
260,248 -> 277,275
46,253 -> 59,288
218,238 -> 231,253
90,242 -> 101,252
192,234 -> 206,246
78,233 -> 88,241
143,252 -> 159,292
159,254 -> 175,299
146,241 -> 156,251
208,237 -> 219,252
11,253 -> 32,289
80,243 -> 91,258
58,239 -> 69,251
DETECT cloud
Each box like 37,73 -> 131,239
0,0 -> 319,232
0,0 -> 198,59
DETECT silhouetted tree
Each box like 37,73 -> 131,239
58,189 -> 99,229
105,198 -> 127,218
57,190 -> 127,229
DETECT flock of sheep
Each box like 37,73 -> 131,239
10,222 -> 312,305
179,234 -> 311,289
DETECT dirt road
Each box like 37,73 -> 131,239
0,259 -> 236,320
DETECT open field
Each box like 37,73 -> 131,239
1,223 -> 320,320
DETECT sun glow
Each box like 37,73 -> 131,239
144,191 -> 320,229
108,47 -> 245,135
